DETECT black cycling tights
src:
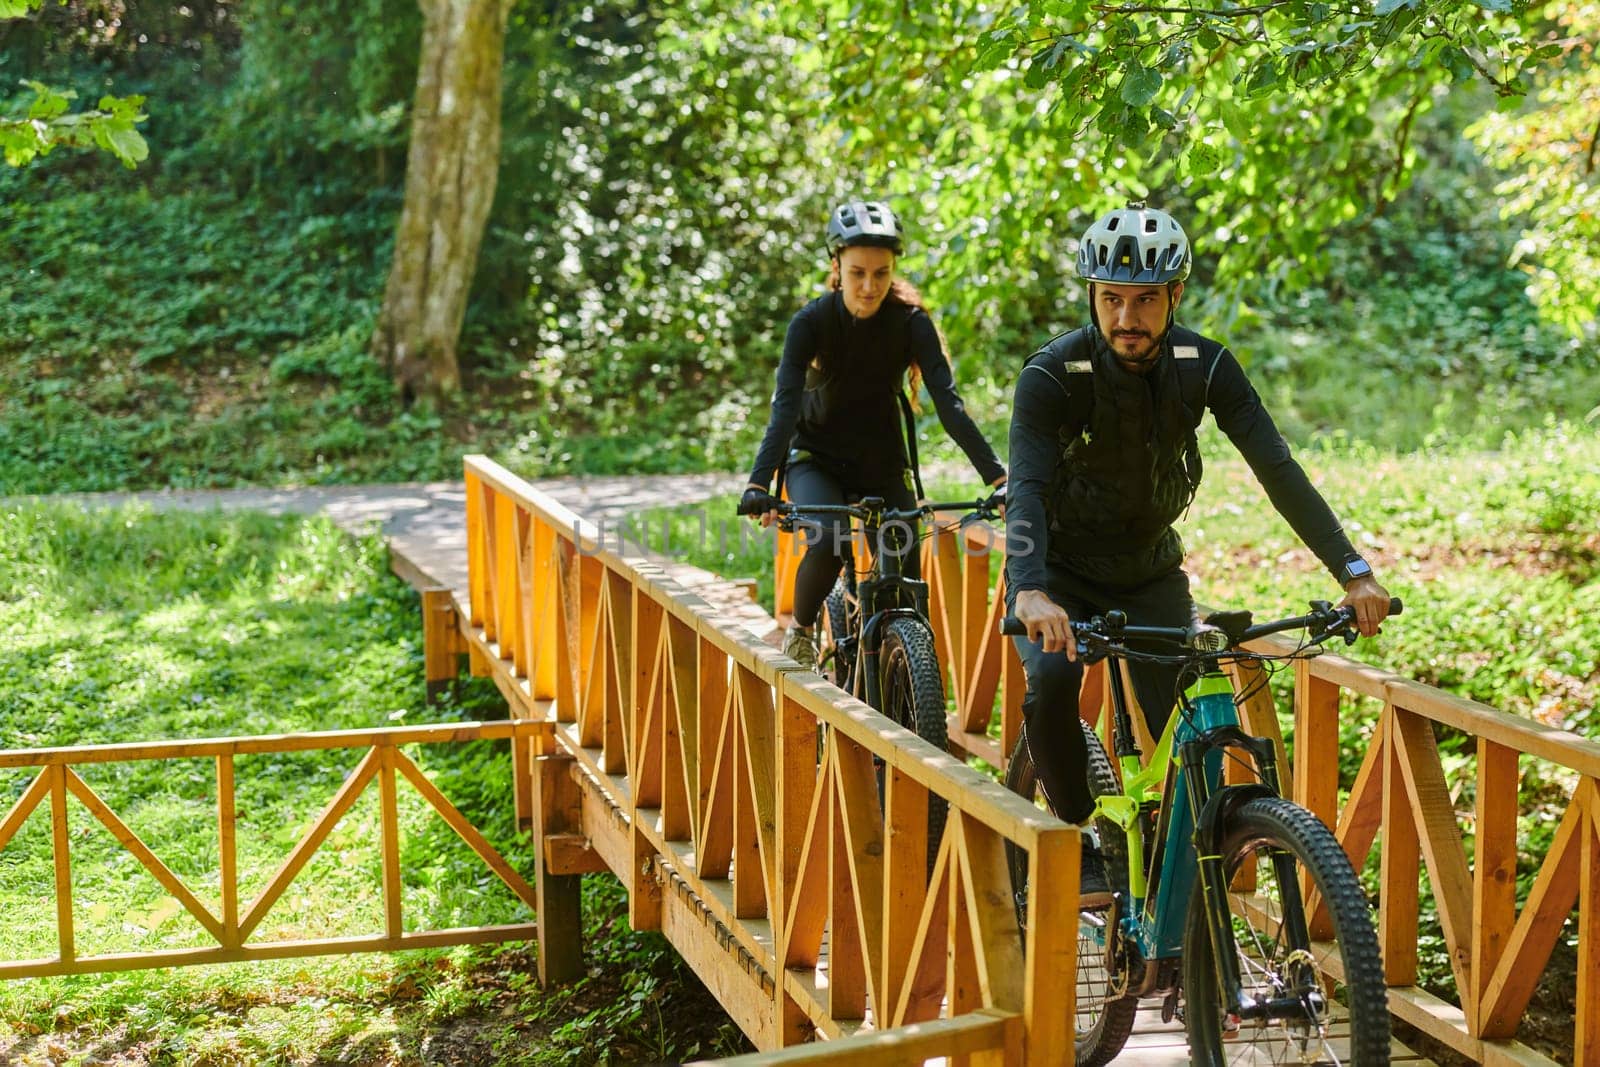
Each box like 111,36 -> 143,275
785,460 -> 920,628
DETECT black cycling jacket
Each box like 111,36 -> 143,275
748,290 -> 1005,491
1007,325 -> 1360,592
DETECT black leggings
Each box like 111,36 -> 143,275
1006,563 -> 1197,824
786,460 -> 920,627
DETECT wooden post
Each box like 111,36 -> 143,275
215,753 -> 240,950
1472,740 -> 1518,1036
533,753 -> 584,985
422,588 -> 461,705
1293,663 -> 1340,826
50,765 -> 74,963
1379,708 -> 1420,979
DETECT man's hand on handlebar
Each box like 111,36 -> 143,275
738,486 -> 783,528
1338,574 -> 1393,639
1013,589 -> 1076,661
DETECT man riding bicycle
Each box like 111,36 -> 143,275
1006,201 -> 1392,897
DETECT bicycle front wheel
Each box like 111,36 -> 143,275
819,580 -> 854,692
1184,797 -> 1389,1066
878,617 -> 948,869
1003,722 -> 1139,1067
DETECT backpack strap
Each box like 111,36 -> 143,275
895,389 -> 926,500
1022,326 -> 1095,438
1168,325 -> 1227,426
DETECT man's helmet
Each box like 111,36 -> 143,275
825,200 -> 905,258
1076,202 -> 1191,284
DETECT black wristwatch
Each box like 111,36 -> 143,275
1339,557 -> 1373,587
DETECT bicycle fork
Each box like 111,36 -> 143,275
1188,728 -> 1320,1023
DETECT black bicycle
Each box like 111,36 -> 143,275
1000,598 -> 1400,1065
772,494 -> 1001,866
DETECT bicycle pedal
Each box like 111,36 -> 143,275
1160,989 -> 1179,1024
1222,1013 -> 1244,1041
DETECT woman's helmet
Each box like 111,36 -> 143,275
1076,202 -> 1191,284
825,200 -> 904,258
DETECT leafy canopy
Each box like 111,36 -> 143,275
1,0 -> 149,167
1470,2 -> 1600,335
779,0 -> 1563,342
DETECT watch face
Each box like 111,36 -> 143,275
1345,559 -> 1372,581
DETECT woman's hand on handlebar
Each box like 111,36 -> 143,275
739,485 -> 783,528
1013,589 -> 1076,661
1338,574 -> 1393,638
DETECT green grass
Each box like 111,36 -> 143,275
0,504 -> 748,1064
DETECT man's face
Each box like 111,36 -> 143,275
1093,281 -> 1183,369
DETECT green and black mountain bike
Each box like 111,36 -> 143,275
1000,598 -> 1401,1065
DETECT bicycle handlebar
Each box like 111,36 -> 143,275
772,495 -> 1002,531
999,598 -> 1403,655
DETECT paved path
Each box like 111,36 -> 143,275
25,472 -> 780,641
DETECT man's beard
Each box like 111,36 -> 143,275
1106,329 -> 1164,371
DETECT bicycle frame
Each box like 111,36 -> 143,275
1091,664 -> 1300,1009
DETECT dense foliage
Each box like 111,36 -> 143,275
0,0 -> 1594,491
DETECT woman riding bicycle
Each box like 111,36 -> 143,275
739,199 -> 1006,670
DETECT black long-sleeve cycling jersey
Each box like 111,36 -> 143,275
748,291 -> 1006,491
1006,329 -> 1360,593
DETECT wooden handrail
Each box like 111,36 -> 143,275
462,455 -> 1081,1061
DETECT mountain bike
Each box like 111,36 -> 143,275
1000,598 -> 1402,1065
773,493 -> 1002,867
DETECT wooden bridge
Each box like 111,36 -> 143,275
6,463 -> 1587,1063
440,455 -> 1596,1065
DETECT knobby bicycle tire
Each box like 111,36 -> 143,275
1183,797 -> 1389,1066
820,580 -> 853,692
878,617 -> 948,873
1003,721 -> 1140,1067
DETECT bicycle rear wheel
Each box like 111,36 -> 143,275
1003,721 -> 1140,1067
1183,796 -> 1389,1066
878,617 -> 948,871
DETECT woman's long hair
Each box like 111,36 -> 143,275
826,259 -> 946,411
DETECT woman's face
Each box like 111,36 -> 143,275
837,246 -> 895,318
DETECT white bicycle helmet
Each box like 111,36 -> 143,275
1076,202 -> 1191,284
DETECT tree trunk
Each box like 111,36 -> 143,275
371,0 -> 512,401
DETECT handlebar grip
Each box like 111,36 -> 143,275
1000,616 -> 1026,636
1387,597 -> 1403,617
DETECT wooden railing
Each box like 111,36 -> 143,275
0,722 -> 546,978
463,456 -> 1082,1060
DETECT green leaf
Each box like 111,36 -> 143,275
1471,0 -> 1511,10
102,123 -> 149,168
1373,0 -> 1416,15
1246,61 -> 1280,97
1151,105 -> 1178,131
1221,101 -> 1255,141
1186,140 -> 1224,176
1120,64 -> 1162,107
0,0 -> 42,17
